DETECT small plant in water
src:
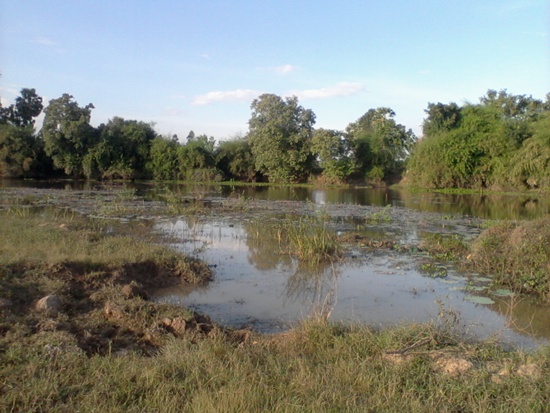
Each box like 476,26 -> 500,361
419,262 -> 448,278
365,204 -> 393,224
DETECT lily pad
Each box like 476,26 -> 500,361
475,277 -> 493,283
491,289 -> 515,297
465,296 -> 495,305
465,285 -> 487,292
449,286 -> 465,291
439,278 -> 461,284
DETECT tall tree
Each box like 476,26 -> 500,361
311,128 -> 354,182
83,117 -> 157,179
215,136 -> 258,182
147,136 -> 180,180
405,90 -> 549,190
422,102 -> 461,137
247,94 -> 316,183
346,108 -> 415,181
0,88 -> 43,127
41,94 -> 98,176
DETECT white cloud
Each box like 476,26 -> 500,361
275,64 -> 299,75
192,89 -> 260,105
293,82 -> 365,100
35,36 -> 56,46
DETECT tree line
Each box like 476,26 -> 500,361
1,88 -> 549,190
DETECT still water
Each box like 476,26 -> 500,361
145,184 -> 549,348
2,179 -> 549,347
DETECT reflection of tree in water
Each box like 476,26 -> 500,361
490,296 -> 550,341
243,219 -> 293,271
284,262 -> 340,321
394,188 -> 550,220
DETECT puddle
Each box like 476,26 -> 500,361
153,215 -> 549,348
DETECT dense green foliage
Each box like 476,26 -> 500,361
42,94 -> 99,176
247,94 -> 316,183
3,86 -> 550,189
405,90 -> 550,190
346,107 -> 416,183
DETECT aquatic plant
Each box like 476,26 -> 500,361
365,204 -> 393,224
467,216 -> 550,301
279,215 -> 341,263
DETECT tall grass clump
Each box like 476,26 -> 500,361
279,215 -> 341,264
467,216 -> 550,301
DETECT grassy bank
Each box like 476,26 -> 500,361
467,216 -> 550,302
1,207 -> 550,412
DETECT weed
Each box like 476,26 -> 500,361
420,233 -> 468,261
280,215 -> 341,263
365,204 -> 393,224
419,262 -> 448,278
467,216 -> 550,302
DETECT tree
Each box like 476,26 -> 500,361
83,117 -> 157,179
0,125 -> 42,178
215,136 -> 259,182
147,135 -> 180,180
41,94 -> 98,176
508,111 -> 550,189
422,102 -> 461,137
311,128 -> 354,182
405,90 -> 550,190
247,94 -> 316,183
0,88 -> 43,127
346,108 -> 415,181
176,136 -> 220,181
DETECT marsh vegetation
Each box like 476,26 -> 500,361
1,184 -> 550,411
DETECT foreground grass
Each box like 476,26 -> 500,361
2,321 -> 550,412
2,207 -> 550,412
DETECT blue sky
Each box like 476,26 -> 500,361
1,1 -> 548,140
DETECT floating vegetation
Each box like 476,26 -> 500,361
465,296 -> 496,305
491,289 -> 515,297
418,262 -> 448,278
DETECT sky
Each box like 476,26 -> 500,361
1,1 -> 549,141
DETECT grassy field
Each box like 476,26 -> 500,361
1,204 -> 550,412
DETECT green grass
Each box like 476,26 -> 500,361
467,216 -> 550,302
247,215 -> 341,264
2,320 -> 550,412
2,201 -> 550,412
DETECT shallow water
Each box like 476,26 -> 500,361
153,214 -> 549,348
2,179 -> 549,347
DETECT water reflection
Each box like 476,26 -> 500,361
153,215 -> 549,347
3,179 -> 549,220
284,263 -> 340,321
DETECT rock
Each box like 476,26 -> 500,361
491,367 -> 510,384
35,295 -> 62,316
162,317 -> 187,334
516,364 -> 542,380
121,283 -> 149,300
434,356 -> 473,376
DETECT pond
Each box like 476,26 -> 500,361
2,179 -> 550,348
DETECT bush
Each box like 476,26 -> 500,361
468,216 -> 550,301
